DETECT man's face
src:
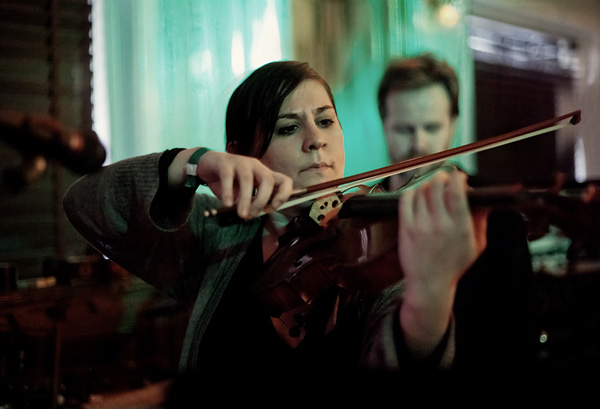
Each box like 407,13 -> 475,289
382,83 -> 456,166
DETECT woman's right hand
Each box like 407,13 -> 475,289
169,148 -> 293,220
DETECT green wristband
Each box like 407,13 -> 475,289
185,147 -> 211,189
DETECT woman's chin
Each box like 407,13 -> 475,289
296,176 -> 326,189
296,169 -> 340,189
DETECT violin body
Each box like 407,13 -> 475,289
251,212 -> 402,318
252,184 -> 403,317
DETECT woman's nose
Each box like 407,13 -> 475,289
304,124 -> 326,151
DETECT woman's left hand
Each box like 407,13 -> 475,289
396,170 -> 488,358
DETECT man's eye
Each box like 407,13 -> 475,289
425,124 -> 442,133
394,126 -> 413,134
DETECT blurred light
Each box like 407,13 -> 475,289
90,0 -> 110,164
231,30 -> 245,76
438,4 -> 459,28
587,43 -> 598,86
190,48 -> 213,79
67,130 -> 85,151
574,136 -> 587,183
201,49 -> 213,75
250,0 -> 282,69
32,156 -> 47,174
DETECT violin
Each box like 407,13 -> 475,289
254,176 -> 597,318
216,110 -> 583,318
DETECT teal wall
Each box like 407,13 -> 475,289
98,0 -> 476,179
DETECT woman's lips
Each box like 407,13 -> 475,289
303,162 -> 331,172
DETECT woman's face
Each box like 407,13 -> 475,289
260,79 -> 345,190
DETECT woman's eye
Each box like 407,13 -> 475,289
318,118 -> 334,127
276,125 -> 297,136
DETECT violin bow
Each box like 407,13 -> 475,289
210,110 -> 581,221
276,110 -> 581,211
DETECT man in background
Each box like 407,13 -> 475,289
376,53 -> 539,373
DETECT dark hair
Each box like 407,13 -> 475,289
377,53 -> 459,120
226,60 -> 336,158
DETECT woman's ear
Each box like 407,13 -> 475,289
226,141 -> 238,154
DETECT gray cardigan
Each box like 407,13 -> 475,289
62,152 -> 454,374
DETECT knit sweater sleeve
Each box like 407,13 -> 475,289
360,281 -> 455,371
62,151 -> 220,299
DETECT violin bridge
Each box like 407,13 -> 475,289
309,193 -> 343,227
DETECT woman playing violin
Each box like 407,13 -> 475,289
63,61 -> 487,393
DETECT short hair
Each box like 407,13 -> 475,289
226,60 -> 337,158
377,53 -> 459,120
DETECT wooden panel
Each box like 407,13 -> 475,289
474,60 -> 572,186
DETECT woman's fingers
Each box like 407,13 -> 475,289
444,170 -> 469,217
199,151 -> 293,219
397,169 -> 483,283
247,171 -> 275,218
246,168 -> 293,218
266,172 -> 293,211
